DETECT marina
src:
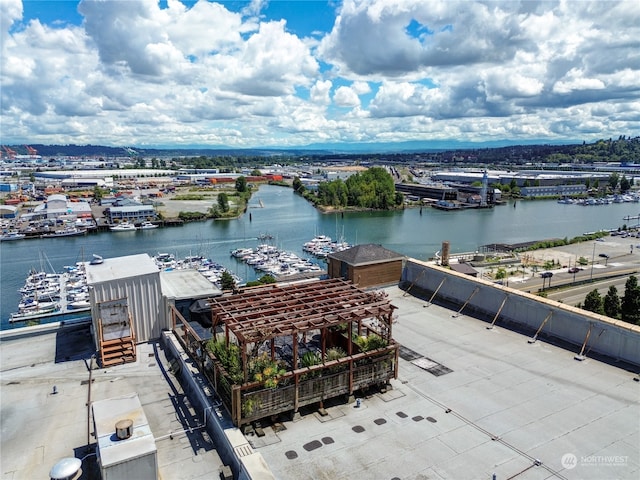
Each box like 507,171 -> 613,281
10,262 -> 90,323
231,242 -> 324,277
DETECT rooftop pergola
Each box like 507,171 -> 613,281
210,278 -> 396,344
190,278 -> 400,426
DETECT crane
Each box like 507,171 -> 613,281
24,145 -> 38,157
2,146 -> 17,159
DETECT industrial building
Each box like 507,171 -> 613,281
1,255 -> 638,480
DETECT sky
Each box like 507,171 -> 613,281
1,0 -> 639,150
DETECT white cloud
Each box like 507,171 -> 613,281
0,0 -> 639,147
333,86 -> 361,108
310,80 -> 332,105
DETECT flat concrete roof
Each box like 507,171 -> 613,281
160,269 -> 221,300
1,285 -> 638,480
0,324 -> 223,480
251,286 -> 639,480
86,253 -> 159,284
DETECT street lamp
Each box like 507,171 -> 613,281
590,242 -> 596,281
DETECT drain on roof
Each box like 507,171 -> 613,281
303,440 -> 323,451
399,345 -> 423,361
285,450 -> 298,460
411,357 -> 453,376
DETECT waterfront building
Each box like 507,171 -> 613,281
2,258 -> 638,479
520,183 -> 587,198
430,168 -> 610,188
21,193 -> 92,222
105,203 -> 158,224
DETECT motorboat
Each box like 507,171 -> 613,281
110,222 -> 137,231
40,226 -> 87,238
139,221 -> 158,230
0,231 -> 26,241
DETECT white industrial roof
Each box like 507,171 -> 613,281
160,269 -> 221,300
86,253 -> 159,284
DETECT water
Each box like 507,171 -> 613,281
1,184 -> 637,328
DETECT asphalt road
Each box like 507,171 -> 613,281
477,232 -> 640,307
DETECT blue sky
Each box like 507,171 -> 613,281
1,0 -> 639,149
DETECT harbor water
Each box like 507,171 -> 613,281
1,184 -> 637,328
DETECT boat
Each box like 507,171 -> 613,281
0,231 -> 26,241
69,300 -> 91,309
10,301 -> 60,321
110,222 -> 137,232
40,226 -> 87,238
139,221 -> 158,230
10,258 -> 92,324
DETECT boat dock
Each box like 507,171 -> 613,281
10,268 -> 91,324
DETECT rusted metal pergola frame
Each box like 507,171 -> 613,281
208,278 -> 397,384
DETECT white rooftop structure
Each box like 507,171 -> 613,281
159,269 -> 221,300
92,393 -> 158,480
86,253 -> 159,284
87,254 -> 164,345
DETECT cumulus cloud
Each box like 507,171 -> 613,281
310,80 -> 333,105
0,0 -> 639,147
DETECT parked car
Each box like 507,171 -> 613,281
540,271 -> 554,278
598,253 -> 609,259
568,267 -> 581,273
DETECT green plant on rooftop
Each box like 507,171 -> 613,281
206,339 -> 242,384
250,353 -> 286,389
355,334 -> 387,352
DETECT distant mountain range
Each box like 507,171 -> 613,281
5,136 -> 638,162
7,139 -> 580,158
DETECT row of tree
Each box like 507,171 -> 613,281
581,275 -> 640,324
295,167 -> 403,209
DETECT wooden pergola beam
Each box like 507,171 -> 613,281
208,279 -> 396,344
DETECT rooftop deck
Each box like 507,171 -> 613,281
1,284 -> 638,480
250,286 -> 639,480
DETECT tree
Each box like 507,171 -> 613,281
292,176 -> 305,194
619,175 -> 631,192
235,176 -> 247,193
621,275 -> 640,324
220,271 -> 236,290
603,285 -> 621,319
217,192 -> 229,213
608,172 -> 619,191
583,289 -> 604,315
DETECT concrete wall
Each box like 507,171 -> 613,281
162,332 -> 275,480
402,259 -> 640,368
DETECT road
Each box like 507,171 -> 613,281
475,233 -> 640,307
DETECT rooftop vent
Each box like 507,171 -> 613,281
115,419 -> 133,440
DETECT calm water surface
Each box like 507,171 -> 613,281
1,185 -> 637,327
